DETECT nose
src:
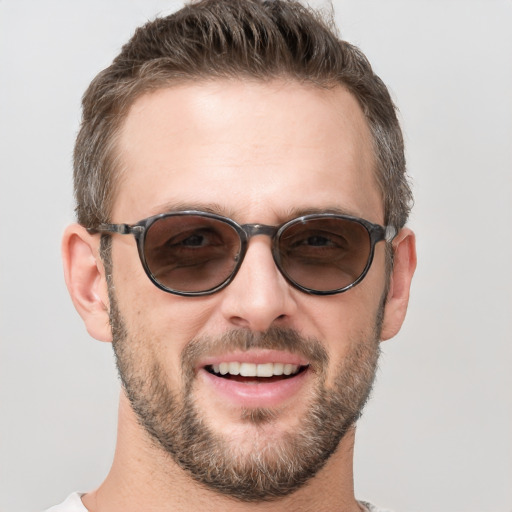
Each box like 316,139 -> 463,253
219,236 -> 297,332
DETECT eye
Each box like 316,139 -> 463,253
285,230 -> 348,250
174,231 -> 215,248
166,228 -> 223,249
148,227 -> 231,276
300,234 -> 337,247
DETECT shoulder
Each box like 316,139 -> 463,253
44,493 -> 87,512
359,501 -> 395,512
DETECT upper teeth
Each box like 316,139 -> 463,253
210,362 -> 301,377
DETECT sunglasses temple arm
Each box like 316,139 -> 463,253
384,226 -> 398,243
87,223 -> 142,236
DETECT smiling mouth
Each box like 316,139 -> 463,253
205,362 -> 309,382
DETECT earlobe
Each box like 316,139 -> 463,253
62,224 -> 113,342
380,227 -> 417,341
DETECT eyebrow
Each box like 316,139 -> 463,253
283,205 -> 363,219
149,202 -> 236,218
148,202 -> 364,223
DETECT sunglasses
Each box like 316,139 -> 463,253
89,210 -> 396,296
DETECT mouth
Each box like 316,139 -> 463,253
198,352 -> 312,408
205,362 -> 309,383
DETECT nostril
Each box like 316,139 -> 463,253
229,315 -> 250,329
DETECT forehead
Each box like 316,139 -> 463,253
113,80 -> 382,223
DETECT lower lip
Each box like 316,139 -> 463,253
198,367 -> 310,408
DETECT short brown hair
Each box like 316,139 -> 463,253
74,0 -> 412,230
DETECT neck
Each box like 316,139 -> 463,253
82,393 -> 361,512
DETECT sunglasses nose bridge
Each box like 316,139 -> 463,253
236,223 -> 282,276
241,223 -> 278,240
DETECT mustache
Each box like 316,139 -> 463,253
181,327 -> 329,378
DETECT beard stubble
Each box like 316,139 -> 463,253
108,286 -> 383,502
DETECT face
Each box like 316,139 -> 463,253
107,80 -> 388,500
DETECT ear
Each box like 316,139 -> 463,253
380,227 -> 417,341
62,224 -> 112,342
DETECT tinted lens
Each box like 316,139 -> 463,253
144,215 -> 241,293
277,217 -> 371,292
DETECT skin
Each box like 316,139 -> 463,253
62,80 -> 416,511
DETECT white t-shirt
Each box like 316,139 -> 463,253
45,492 -> 393,511
44,493 -> 86,511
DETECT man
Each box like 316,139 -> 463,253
52,0 -> 416,510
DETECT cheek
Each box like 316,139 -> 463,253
303,277 -> 386,368
111,252 -> 224,366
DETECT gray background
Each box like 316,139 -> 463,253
1,1 -> 511,511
